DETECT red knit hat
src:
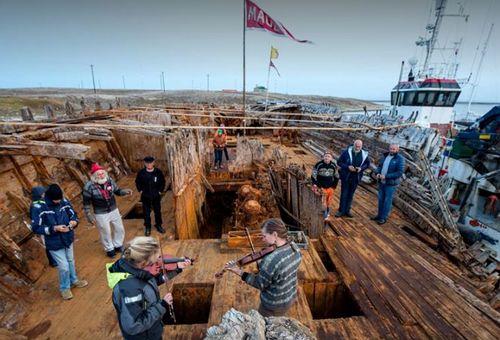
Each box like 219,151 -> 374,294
90,163 -> 104,174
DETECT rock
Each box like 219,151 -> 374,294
205,309 -> 316,340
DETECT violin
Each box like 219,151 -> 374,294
145,255 -> 194,276
215,244 -> 277,279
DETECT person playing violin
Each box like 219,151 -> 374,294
225,218 -> 302,317
107,236 -> 190,340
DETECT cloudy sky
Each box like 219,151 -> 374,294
0,0 -> 498,102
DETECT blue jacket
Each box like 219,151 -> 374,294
375,152 -> 405,186
337,146 -> 370,183
31,197 -> 78,251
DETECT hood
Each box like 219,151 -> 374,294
31,186 -> 46,201
106,258 -> 152,289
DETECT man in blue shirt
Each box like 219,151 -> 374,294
372,144 -> 405,225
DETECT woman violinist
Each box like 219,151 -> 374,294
107,236 -> 190,340
224,218 -> 302,317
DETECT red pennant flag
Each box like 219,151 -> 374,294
269,60 -> 281,77
245,0 -> 312,44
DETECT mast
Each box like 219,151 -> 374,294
418,0 -> 447,77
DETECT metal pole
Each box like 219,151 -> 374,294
207,74 -> 210,92
162,71 -> 166,92
122,76 -> 126,89
391,61 -> 404,117
242,0 -> 246,135
264,47 -> 272,112
90,64 -> 96,94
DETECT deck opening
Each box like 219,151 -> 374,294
200,191 -> 237,238
293,149 -> 307,155
310,240 -> 337,273
164,283 -> 214,325
306,281 -> 363,319
123,202 -> 144,219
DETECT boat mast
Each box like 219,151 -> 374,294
466,23 -> 495,117
417,0 -> 447,78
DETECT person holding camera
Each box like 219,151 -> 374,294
31,183 -> 88,300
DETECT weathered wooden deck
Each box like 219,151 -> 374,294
18,144 -> 500,339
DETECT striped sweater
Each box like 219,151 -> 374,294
241,242 -> 302,310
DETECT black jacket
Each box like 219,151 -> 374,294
108,258 -> 181,340
135,168 -> 166,199
311,160 -> 339,189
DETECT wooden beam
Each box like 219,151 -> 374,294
5,191 -> 30,212
63,162 -> 87,187
9,156 -> 32,193
32,156 -> 52,185
0,140 -> 89,160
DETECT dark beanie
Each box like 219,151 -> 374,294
45,184 -> 63,201
143,156 -> 155,163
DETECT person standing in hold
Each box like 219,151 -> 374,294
83,163 -> 132,258
135,156 -> 166,236
311,151 -> 339,221
31,184 -> 88,300
107,236 -> 191,340
213,127 -> 227,170
219,123 -> 230,161
30,186 -> 58,267
224,218 -> 302,317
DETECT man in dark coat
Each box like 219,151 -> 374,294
135,156 -> 166,236
336,140 -> 370,217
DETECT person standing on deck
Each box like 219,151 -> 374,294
135,156 -> 166,236
224,218 -> 302,317
311,151 -> 339,221
107,236 -> 190,340
83,163 -> 132,258
336,140 -> 370,218
371,144 -> 405,225
30,186 -> 58,267
31,184 -> 88,300
213,128 -> 227,170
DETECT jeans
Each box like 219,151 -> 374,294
377,183 -> 397,220
214,149 -> 223,166
142,195 -> 162,228
49,244 -> 78,291
339,178 -> 359,214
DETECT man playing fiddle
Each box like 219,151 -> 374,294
224,218 -> 302,317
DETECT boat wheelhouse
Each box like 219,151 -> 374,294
391,78 -> 461,131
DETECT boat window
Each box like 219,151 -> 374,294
435,92 -> 449,106
445,92 -> 459,106
424,91 -> 437,105
415,91 -> 427,105
391,92 -> 397,105
403,91 -> 416,105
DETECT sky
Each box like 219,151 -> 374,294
0,0 -> 499,102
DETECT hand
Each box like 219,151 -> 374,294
356,167 -> 362,172
224,260 -> 242,276
125,189 -> 133,196
69,220 -> 78,227
379,174 -> 385,180
55,225 -> 70,233
163,292 -> 173,305
177,258 -> 191,269
348,165 -> 356,172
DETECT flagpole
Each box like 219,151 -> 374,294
242,0 -> 246,135
264,47 -> 272,113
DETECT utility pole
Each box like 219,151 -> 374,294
122,76 -> 126,89
162,71 -> 166,92
206,74 -> 210,92
98,79 -> 102,90
90,64 -> 96,94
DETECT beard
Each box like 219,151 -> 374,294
91,172 -> 109,185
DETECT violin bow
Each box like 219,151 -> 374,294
158,237 -> 176,323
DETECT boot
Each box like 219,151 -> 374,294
155,225 -> 166,234
145,226 -> 151,236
